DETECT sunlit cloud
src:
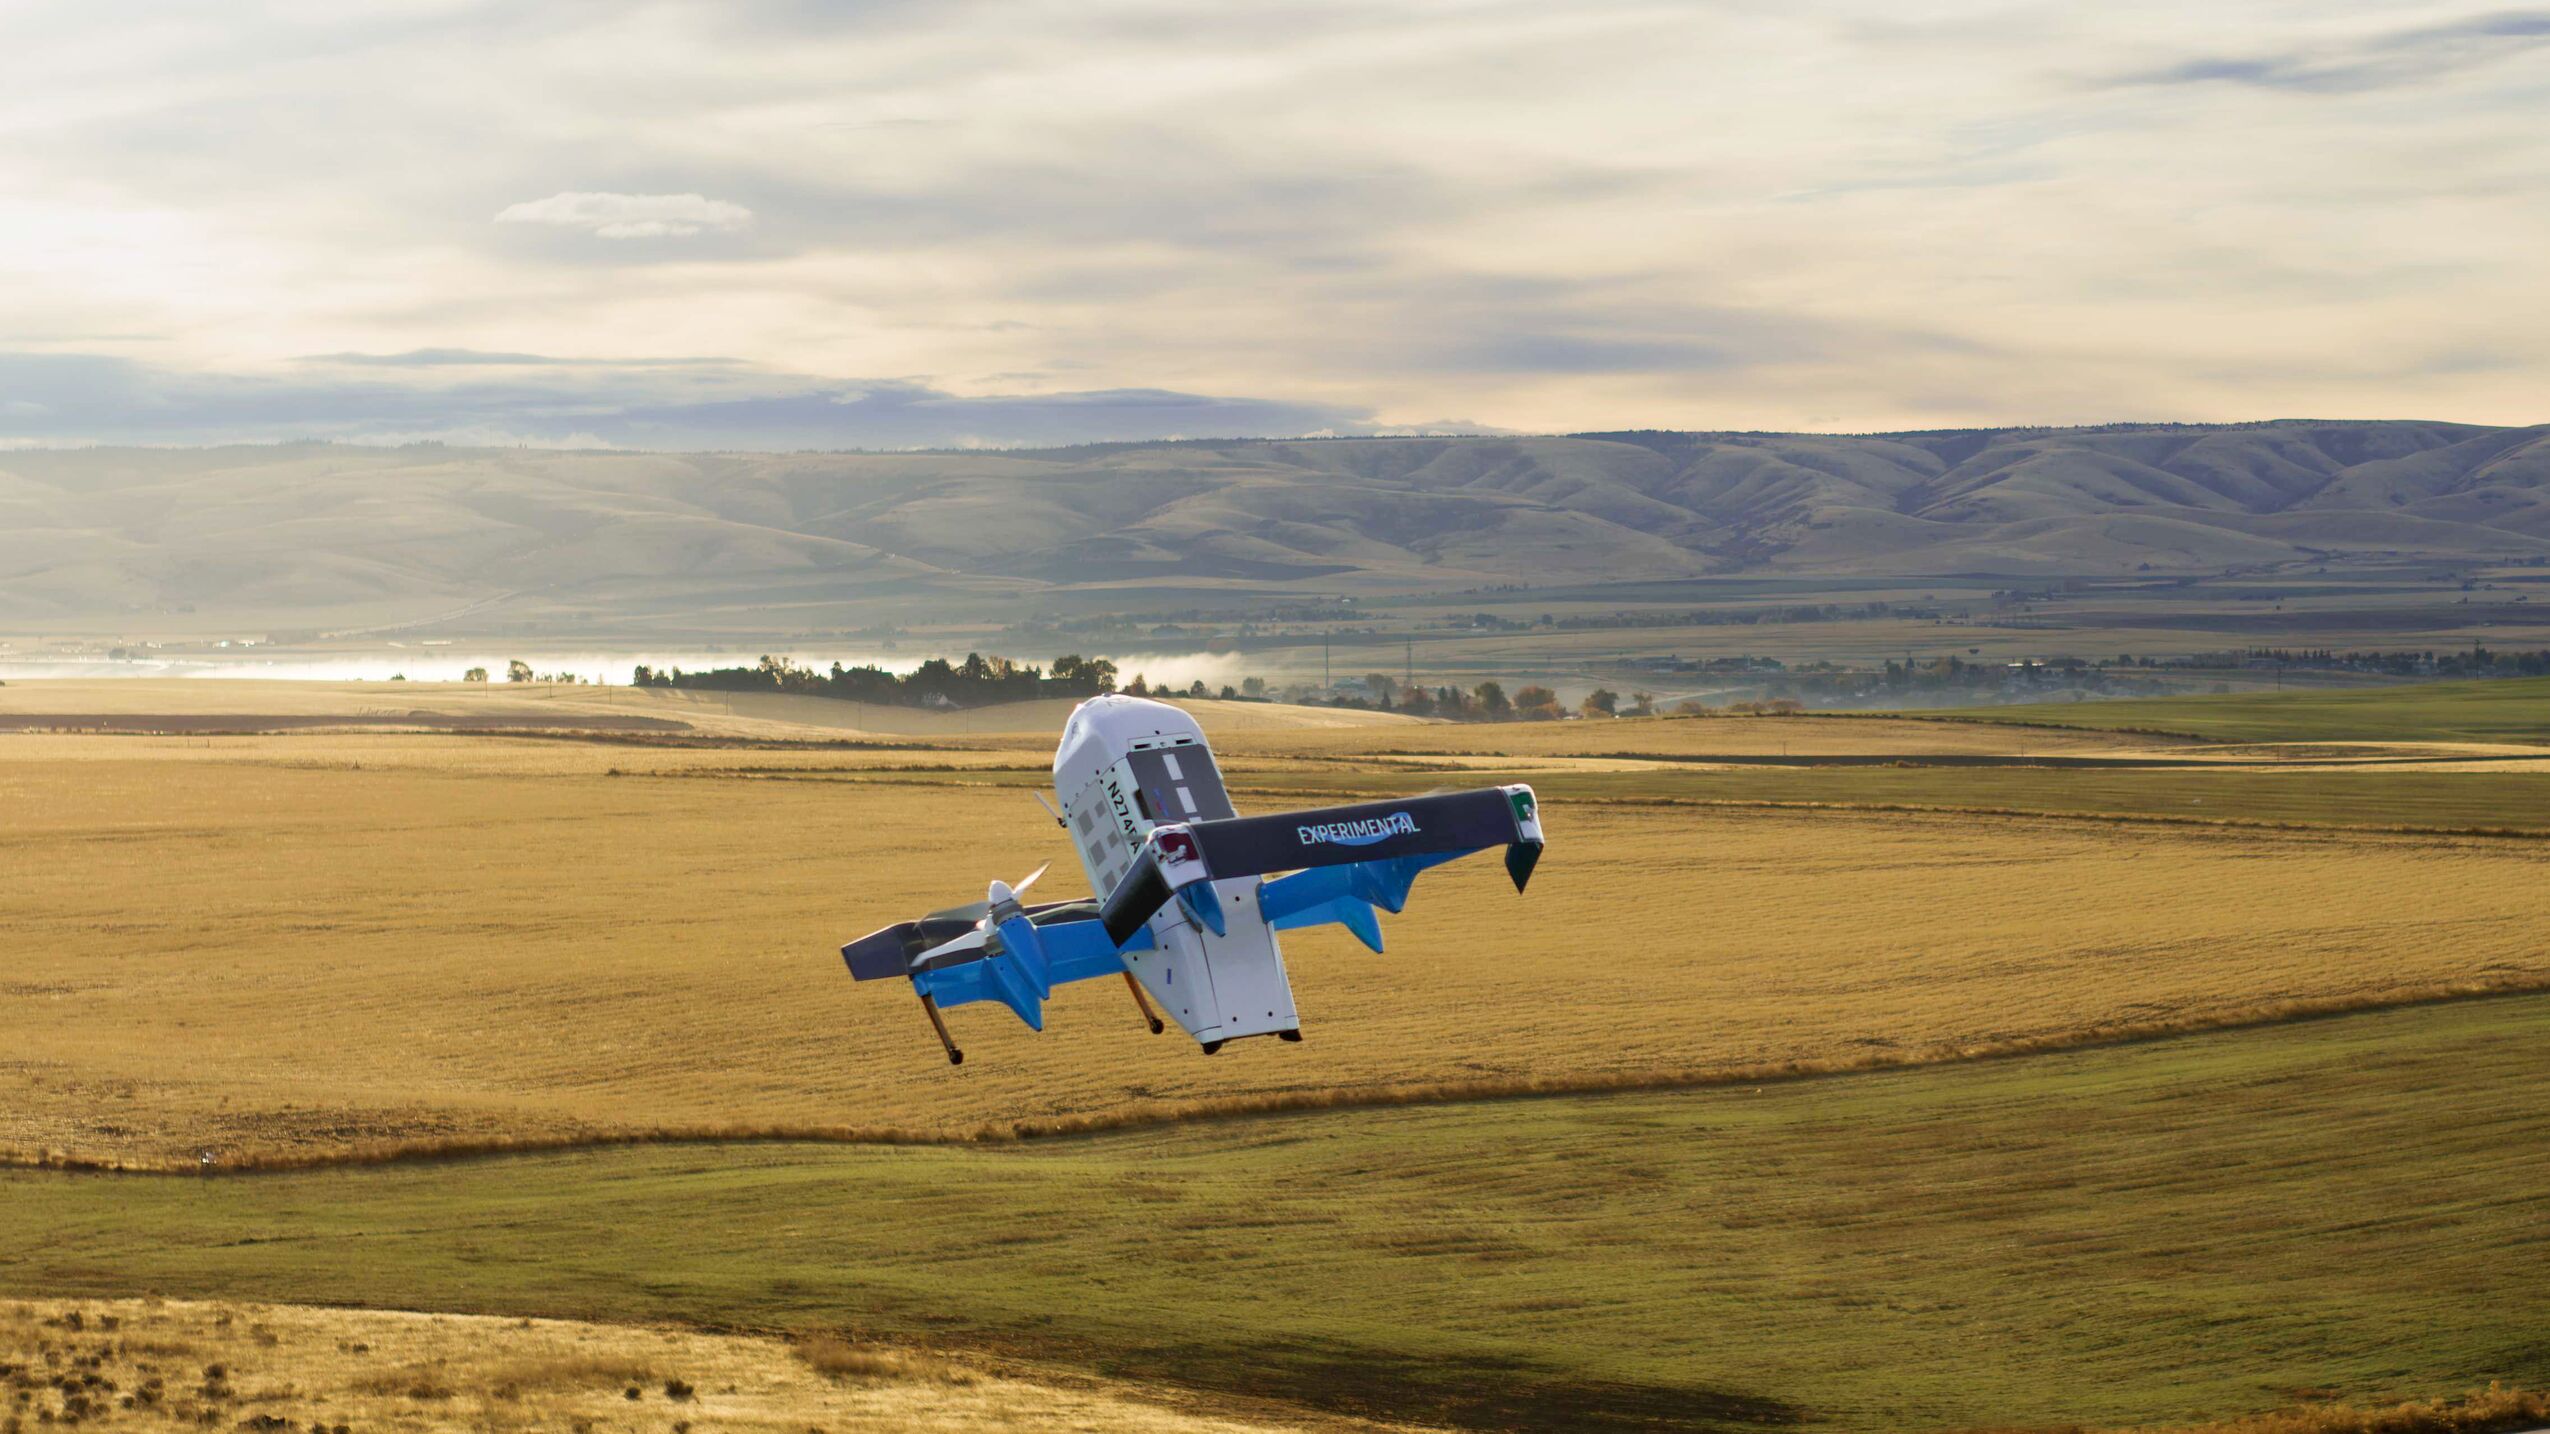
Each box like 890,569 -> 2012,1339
494,191 -> 754,239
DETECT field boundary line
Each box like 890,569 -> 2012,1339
625,769 -> 2550,841
9,978 -> 2547,1177
1229,784 -> 2550,842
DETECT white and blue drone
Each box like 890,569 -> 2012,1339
840,694 -> 1546,1062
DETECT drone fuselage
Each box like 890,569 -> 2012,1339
1052,695 -> 1299,1045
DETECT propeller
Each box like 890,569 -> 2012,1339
919,861 -> 1053,932
991,861 -> 1050,910
909,926 -> 989,972
913,862 -> 1052,972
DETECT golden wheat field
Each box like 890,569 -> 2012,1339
0,1298 -> 1411,1434
7,709 -> 2549,1168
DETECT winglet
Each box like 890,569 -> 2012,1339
1505,840 -> 1542,893
841,922 -> 922,981
1337,898 -> 1384,953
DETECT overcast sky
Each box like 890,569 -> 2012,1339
4,0 -> 2546,448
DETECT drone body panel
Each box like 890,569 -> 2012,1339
1052,695 -> 1300,1044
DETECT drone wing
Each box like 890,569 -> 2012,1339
841,896 -> 1161,1058
1099,784 -> 1544,948
839,898 -> 1096,982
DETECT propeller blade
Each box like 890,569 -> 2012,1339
920,900 -> 988,931
910,927 -> 990,972
939,859 -> 1053,930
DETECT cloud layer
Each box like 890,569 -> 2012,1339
2,0 -> 2546,445
495,191 -> 755,239
0,350 -> 1415,450
2129,9 -> 2550,92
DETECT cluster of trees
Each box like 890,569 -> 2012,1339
614,653 -> 1675,723
1117,673 -> 1250,701
447,647 -> 1768,724
1311,675 -> 1657,721
629,653 -> 1121,707
462,660 -> 588,684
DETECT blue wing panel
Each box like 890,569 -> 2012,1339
912,922 -> 1152,1030
1037,918 -> 1154,985
1271,893 -> 1385,952
1260,863 -> 1353,924
913,958 -> 1036,1026
1260,849 -> 1475,952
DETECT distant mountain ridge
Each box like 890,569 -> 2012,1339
3,419 -> 2545,625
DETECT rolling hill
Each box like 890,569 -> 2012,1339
3,419 -> 2546,628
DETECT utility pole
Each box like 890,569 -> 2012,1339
1323,635 -> 1330,692
1405,640 -> 1413,689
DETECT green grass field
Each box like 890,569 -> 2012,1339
1947,675 -> 2550,744
7,995 -> 2545,1433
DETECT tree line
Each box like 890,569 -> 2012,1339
617,654 -> 1654,722
629,653 -> 1119,706
1302,674 -> 1656,721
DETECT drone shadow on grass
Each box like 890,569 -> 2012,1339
1116,1340 -> 1802,1432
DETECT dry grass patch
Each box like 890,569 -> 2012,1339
2113,1384 -> 2550,1433
0,1298 -> 1404,1434
795,1334 -> 975,1386
474,1352 -> 660,1394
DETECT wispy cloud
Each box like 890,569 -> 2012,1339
2125,9 -> 2550,93
494,192 -> 755,239
300,349 -> 750,369
0,351 -> 1427,450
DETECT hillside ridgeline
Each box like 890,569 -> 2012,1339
4,420 -> 2546,623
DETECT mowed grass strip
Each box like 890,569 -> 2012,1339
4,997 -> 2546,1433
1208,764 -> 2550,835
7,740 -> 2550,1167
1227,711 -> 2179,760
1943,674 -> 2550,744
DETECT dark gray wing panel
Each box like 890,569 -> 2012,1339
842,922 -> 926,981
1189,789 -> 1526,878
1096,785 -> 1542,945
842,899 -> 1095,980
